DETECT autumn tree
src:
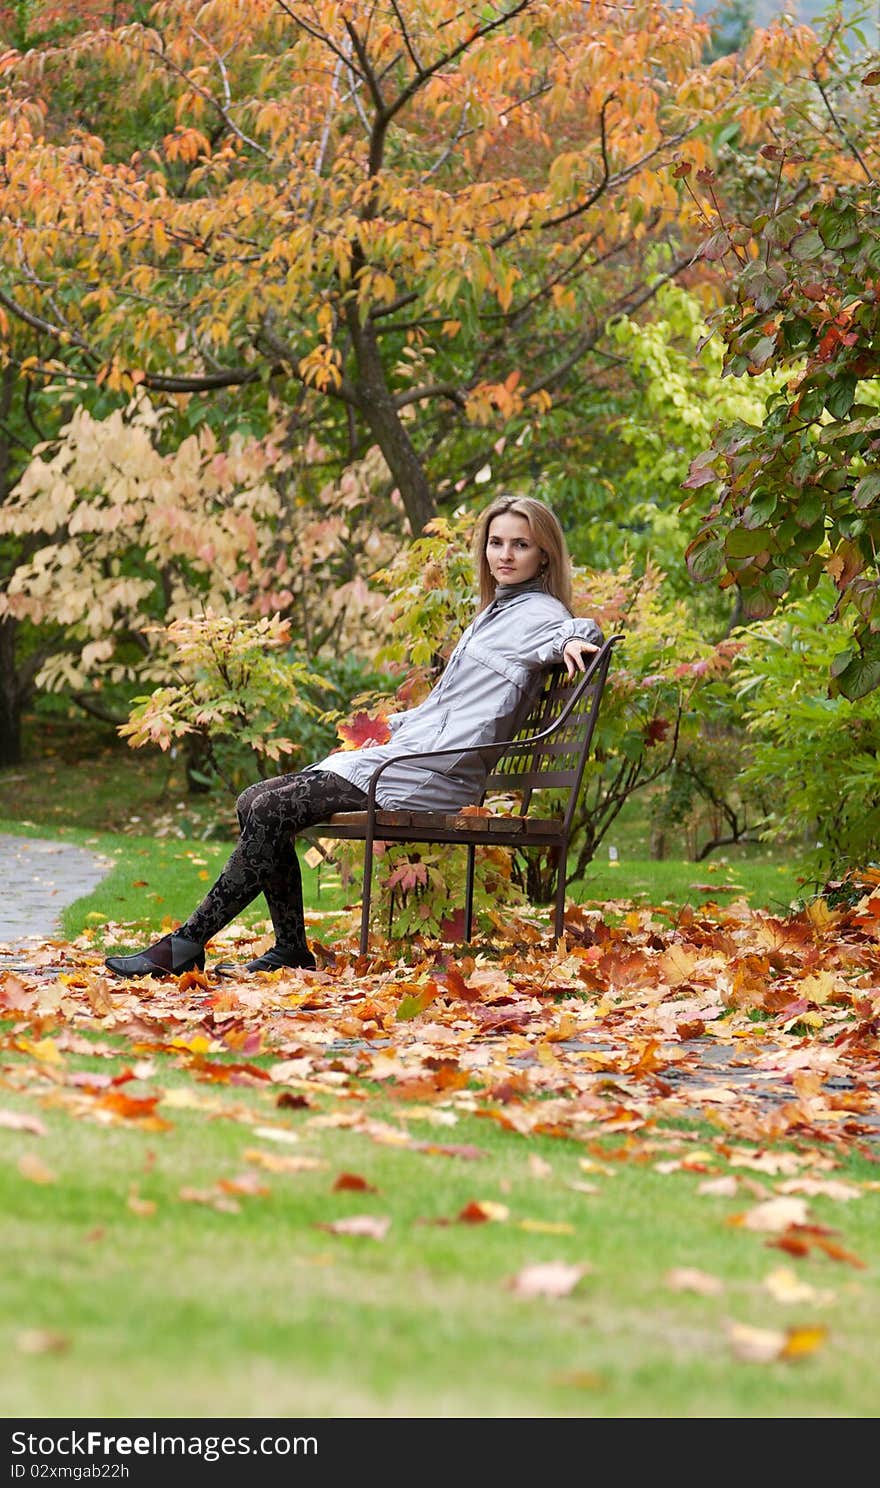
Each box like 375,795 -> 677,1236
0,0 -> 817,538
0,392 -> 400,776
680,14 -> 880,697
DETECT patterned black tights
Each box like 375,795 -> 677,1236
179,768 -> 367,951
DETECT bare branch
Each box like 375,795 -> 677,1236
139,366 -> 261,393
383,1 -> 534,130
810,61 -> 874,183
344,17 -> 387,118
390,0 -> 424,74
0,286 -> 98,363
393,382 -> 466,411
525,251 -> 694,398
272,0 -> 367,83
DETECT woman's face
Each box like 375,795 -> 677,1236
485,512 -> 545,586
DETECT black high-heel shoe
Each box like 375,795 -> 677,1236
105,932 -> 205,979
214,944 -> 317,975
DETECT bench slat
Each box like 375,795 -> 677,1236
320,809 -> 562,839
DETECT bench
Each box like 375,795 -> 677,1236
309,636 -> 620,955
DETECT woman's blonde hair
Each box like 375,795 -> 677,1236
473,495 -> 572,613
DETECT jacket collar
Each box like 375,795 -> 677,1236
492,575 -> 547,607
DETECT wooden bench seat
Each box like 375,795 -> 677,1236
323,809 -> 566,841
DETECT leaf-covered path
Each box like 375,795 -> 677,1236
4,886 -> 880,1151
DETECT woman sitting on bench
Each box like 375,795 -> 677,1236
105,495 -> 603,979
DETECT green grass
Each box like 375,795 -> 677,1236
1,1060 -> 878,1419
575,855 -> 804,916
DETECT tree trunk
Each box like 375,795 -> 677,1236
347,311 -> 436,536
0,625 -> 22,767
0,617 -> 23,767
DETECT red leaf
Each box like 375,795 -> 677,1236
439,908 -> 467,942
336,711 -> 392,749
332,1172 -> 378,1193
644,717 -> 671,747
457,1200 -> 493,1223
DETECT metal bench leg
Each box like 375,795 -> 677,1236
553,849 -> 568,944
360,834 -> 374,957
464,843 -> 476,942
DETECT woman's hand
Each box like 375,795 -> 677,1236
562,638 -> 599,677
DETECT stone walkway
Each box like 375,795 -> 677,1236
0,832 -> 113,957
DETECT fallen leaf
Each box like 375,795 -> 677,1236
0,1109 -> 47,1136
127,1187 -> 156,1217
777,1178 -> 862,1201
457,1200 -> 509,1223
97,1090 -> 162,1120
275,1092 -> 311,1110
18,1153 -> 56,1185
333,1172 -> 378,1193
698,1176 -> 738,1197
506,1261 -> 591,1298
665,1267 -> 725,1296
218,1172 -> 271,1197
252,1125 -> 299,1144
244,1149 -> 325,1174
781,1325 -> 828,1359
763,1268 -> 834,1305
735,1196 -> 810,1233
16,1330 -> 70,1354
408,1141 -> 487,1160
725,1320 -> 786,1363
317,1215 -> 391,1240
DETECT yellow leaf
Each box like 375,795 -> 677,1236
17,1037 -> 61,1064
781,1326 -> 828,1359
763,1269 -> 834,1306
169,1034 -> 214,1055
517,1219 -> 574,1235
805,898 -> 839,934
18,1154 -> 56,1185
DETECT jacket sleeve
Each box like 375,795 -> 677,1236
387,708 -> 419,735
522,612 -> 605,668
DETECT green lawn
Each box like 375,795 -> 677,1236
1,1056 -> 877,1418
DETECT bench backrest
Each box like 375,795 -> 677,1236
483,639 -> 616,828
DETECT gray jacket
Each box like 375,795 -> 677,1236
309,577 -> 604,810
